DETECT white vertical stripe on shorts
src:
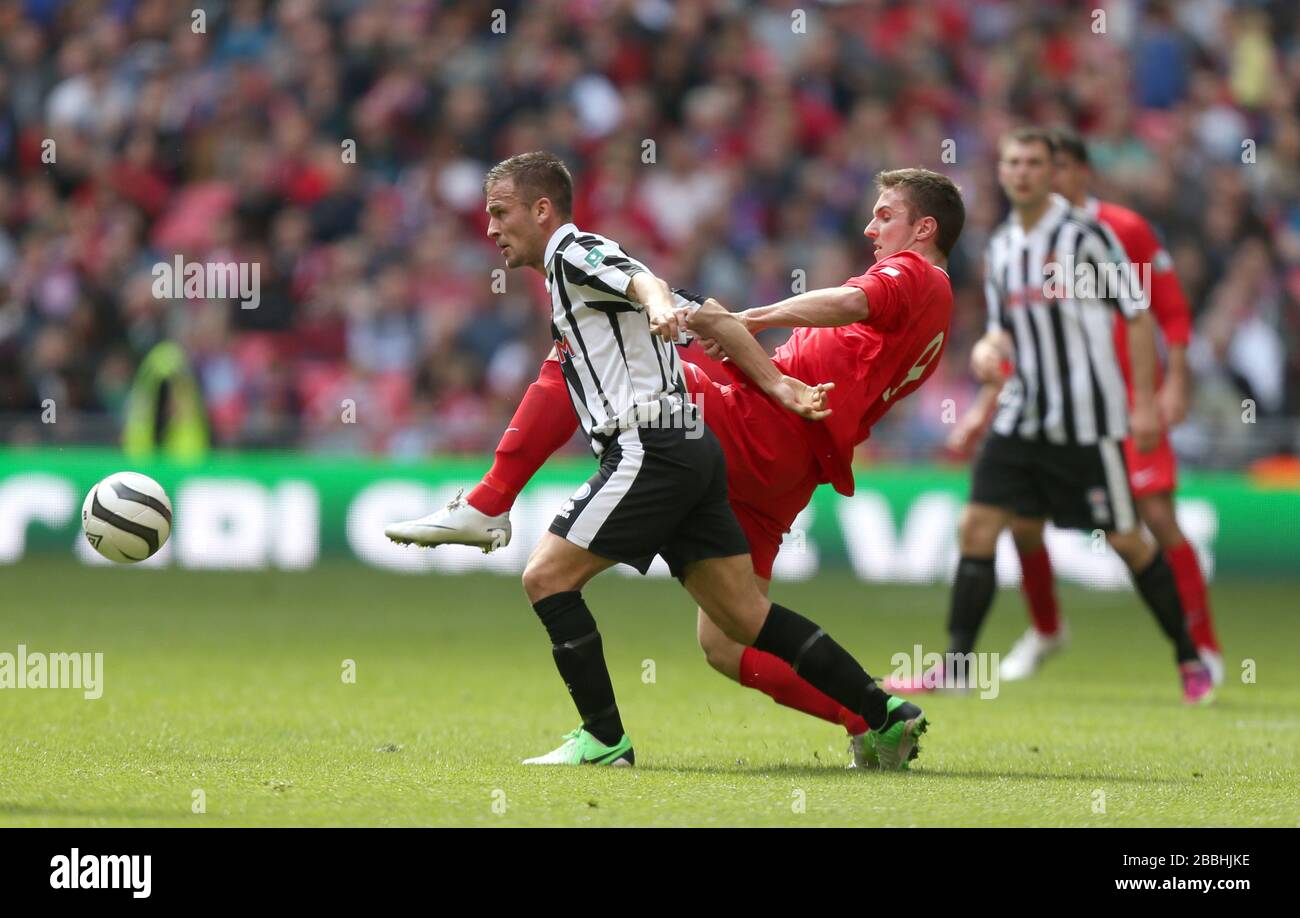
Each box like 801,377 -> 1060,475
1099,437 -> 1136,533
568,427 -> 645,548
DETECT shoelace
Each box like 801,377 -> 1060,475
445,489 -> 466,512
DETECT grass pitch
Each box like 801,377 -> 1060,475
2,559 -> 1297,827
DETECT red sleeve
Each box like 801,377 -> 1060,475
843,254 -> 919,332
1147,248 -> 1191,346
1102,205 -> 1192,347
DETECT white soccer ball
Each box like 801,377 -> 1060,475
82,472 -> 173,564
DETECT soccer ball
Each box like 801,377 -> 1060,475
82,472 -> 173,564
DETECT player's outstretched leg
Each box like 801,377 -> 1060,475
384,359 -> 577,551
1003,516 -> 1070,682
698,604 -> 877,768
1108,530 -> 1213,704
468,358 -> 578,516
520,534 -> 634,765
685,554 -> 927,771
1136,492 -> 1223,685
384,488 -> 512,552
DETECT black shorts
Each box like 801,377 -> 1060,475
970,433 -> 1138,533
549,423 -> 751,580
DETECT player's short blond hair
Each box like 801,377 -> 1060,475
875,168 -> 965,256
483,151 -> 574,218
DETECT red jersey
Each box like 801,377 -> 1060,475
771,250 -> 953,495
1088,198 -> 1191,395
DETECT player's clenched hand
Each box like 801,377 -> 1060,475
647,296 -> 679,342
697,337 -> 729,360
683,298 -> 743,338
1130,401 -> 1161,454
771,376 -> 834,421
971,334 -> 1012,384
1157,375 -> 1189,428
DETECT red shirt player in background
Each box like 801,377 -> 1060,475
385,168 -> 963,768
948,127 -> 1223,685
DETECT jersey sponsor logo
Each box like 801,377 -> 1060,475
880,266 -> 901,277
555,335 -> 577,363
1130,467 -> 1158,487
584,247 -> 606,268
571,482 -> 592,502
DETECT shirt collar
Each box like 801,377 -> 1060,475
543,222 -> 579,270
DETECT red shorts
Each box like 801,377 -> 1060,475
1124,432 -> 1178,498
683,360 -> 820,580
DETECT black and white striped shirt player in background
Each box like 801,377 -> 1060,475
900,127 -> 1210,701
984,188 -> 1144,446
414,151 -> 929,767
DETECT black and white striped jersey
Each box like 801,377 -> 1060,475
984,194 -> 1143,445
544,222 -> 690,452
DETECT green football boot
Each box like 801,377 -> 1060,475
848,731 -> 879,770
869,696 -> 928,771
522,727 -> 635,766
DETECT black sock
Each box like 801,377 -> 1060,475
754,603 -> 890,730
947,556 -> 996,659
532,591 -> 625,746
1132,554 -> 1199,663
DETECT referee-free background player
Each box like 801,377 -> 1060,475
894,127 -> 1210,703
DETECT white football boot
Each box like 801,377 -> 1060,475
1198,648 -> 1225,687
384,489 -> 511,553
998,624 -> 1070,682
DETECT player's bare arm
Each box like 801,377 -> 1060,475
1127,309 -> 1161,453
1159,343 -> 1190,427
626,272 -> 681,341
736,286 -> 870,332
948,381 -> 1002,457
683,298 -> 834,421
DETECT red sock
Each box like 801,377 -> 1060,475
1018,545 -> 1061,636
1165,540 -> 1219,651
467,359 -> 577,516
739,646 -> 871,735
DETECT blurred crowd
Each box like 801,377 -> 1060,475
1,0 -> 1298,466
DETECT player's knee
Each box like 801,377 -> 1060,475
1107,530 -> 1153,569
715,595 -> 767,646
520,563 -> 546,603
522,556 -> 574,604
1010,517 -> 1045,554
959,505 -> 1002,555
1138,499 -> 1183,548
694,593 -> 751,647
698,626 -> 739,676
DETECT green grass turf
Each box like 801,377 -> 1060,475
1,558 -> 1297,827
